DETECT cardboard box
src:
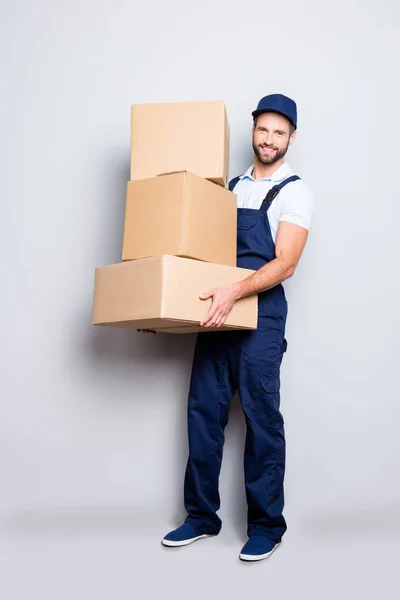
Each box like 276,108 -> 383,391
92,255 -> 257,333
122,171 -> 237,266
130,101 -> 230,187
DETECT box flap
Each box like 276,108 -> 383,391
156,170 -> 188,177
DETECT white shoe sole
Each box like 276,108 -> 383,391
239,542 -> 280,561
161,533 -> 214,547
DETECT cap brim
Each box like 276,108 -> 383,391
252,108 -> 296,129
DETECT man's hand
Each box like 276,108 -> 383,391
200,283 -> 242,328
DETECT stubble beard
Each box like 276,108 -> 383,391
252,139 -> 290,165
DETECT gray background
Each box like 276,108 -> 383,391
1,0 -> 399,598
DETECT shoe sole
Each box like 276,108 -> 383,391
161,534 -> 215,547
239,542 -> 281,562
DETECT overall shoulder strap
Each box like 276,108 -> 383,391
261,175 -> 301,209
228,175 -> 241,191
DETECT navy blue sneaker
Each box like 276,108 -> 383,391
161,523 -> 216,547
239,536 -> 281,561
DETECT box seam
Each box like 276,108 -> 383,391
160,255 -> 166,317
181,172 -> 188,255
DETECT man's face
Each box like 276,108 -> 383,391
252,112 -> 296,165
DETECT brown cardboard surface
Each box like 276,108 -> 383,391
130,101 -> 229,186
92,255 -> 257,333
122,171 -> 237,266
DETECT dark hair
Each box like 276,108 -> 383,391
253,114 -> 295,136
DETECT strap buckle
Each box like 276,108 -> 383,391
261,186 -> 280,209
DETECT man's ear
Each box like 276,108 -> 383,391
289,129 -> 297,146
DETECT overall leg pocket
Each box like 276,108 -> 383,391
258,376 -> 284,429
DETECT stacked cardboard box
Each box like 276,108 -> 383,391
92,101 -> 258,333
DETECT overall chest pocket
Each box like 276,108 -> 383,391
237,215 -> 259,230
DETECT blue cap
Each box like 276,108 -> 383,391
252,94 -> 297,129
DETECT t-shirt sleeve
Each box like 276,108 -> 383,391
279,182 -> 315,231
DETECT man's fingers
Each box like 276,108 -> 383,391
214,314 -> 223,327
201,304 -> 221,327
200,303 -> 217,326
216,314 -> 226,328
205,312 -> 223,328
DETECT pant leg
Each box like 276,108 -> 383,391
184,331 -> 236,534
236,316 -> 288,542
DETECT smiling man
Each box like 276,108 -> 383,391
162,94 -> 315,562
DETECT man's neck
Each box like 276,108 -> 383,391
252,157 -> 285,180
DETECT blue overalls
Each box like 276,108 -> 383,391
183,175 -> 300,542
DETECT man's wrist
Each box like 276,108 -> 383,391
232,281 -> 244,300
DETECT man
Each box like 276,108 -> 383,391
160,94 -> 314,561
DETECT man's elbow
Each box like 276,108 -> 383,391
283,265 -> 296,280
280,257 -> 297,280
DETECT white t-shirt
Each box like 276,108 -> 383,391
231,162 -> 315,244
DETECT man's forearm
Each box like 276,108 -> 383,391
235,256 -> 295,300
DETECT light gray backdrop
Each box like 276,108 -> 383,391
1,0 -> 399,598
